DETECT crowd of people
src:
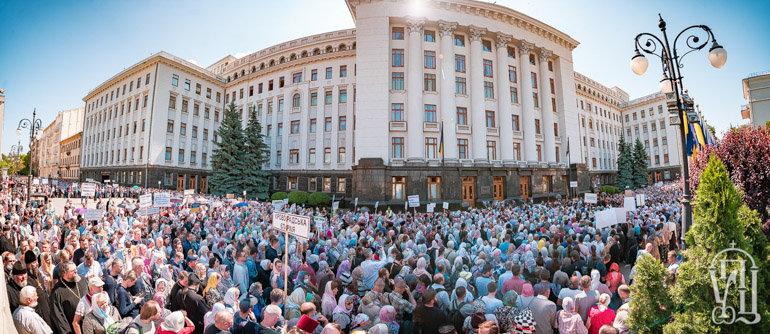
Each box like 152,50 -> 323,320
2,181 -> 685,334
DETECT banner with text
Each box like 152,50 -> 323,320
272,212 -> 310,239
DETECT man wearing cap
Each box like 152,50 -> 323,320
7,261 -> 28,311
24,250 -> 53,327
13,286 -> 53,334
183,273 -> 210,334
232,299 -> 257,334
72,275 -> 109,334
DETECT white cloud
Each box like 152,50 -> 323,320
233,51 -> 253,59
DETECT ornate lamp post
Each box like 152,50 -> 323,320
17,108 -> 43,205
10,141 -> 23,180
630,14 -> 727,249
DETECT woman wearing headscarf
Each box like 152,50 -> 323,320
203,302 -> 226,330
203,272 -> 222,307
285,287 -> 307,320
350,313 -> 371,332
154,278 -> 170,308
606,263 -> 625,294
257,259 -> 271,289
222,287 -> 240,315
557,297 -> 588,334
516,283 -> 535,308
332,294 -> 355,332
590,269 -> 612,296
374,305 -> 400,334
413,257 -> 429,279
493,290 -> 518,333
321,281 -> 339,318
158,311 -> 196,334
82,292 -> 121,334
586,294 -> 615,334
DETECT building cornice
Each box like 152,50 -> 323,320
346,0 -> 579,50
226,49 -> 357,87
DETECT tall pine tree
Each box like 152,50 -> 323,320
632,138 -> 649,188
210,102 -> 245,195
241,106 -> 271,200
616,135 -> 633,190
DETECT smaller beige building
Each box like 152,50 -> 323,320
34,107 -> 84,181
60,132 -> 82,182
742,71 -> 770,128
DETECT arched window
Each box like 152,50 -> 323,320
313,48 -> 321,56
279,56 -> 285,64
227,76 -> 231,82
529,54 -> 536,65
269,59 -> 275,67
290,53 -> 297,61
241,70 -> 245,76
292,93 -> 301,108
301,51 -> 308,58
325,45 -> 333,53
251,66 -> 256,73
233,73 -> 238,79
351,42 -> 356,50
338,43 -> 347,51
260,63 -> 266,70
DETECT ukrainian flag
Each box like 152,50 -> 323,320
439,122 -> 444,157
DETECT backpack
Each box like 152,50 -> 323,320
106,317 -> 141,334
448,300 -> 467,334
512,298 -> 537,334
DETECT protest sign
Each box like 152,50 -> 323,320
272,200 -> 284,210
374,201 -> 379,210
139,194 -> 153,208
154,193 -> 171,207
190,203 -> 201,213
84,209 -> 103,221
332,201 -> 339,211
184,189 -> 194,196
584,193 -> 598,204
140,207 -> 160,215
426,203 -> 435,213
81,183 -> 96,197
636,194 -> 646,206
614,208 -> 628,224
596,209 -> 616,229
408,195 -> 420,208
570,181 -> 578,188
272,212 -> 310,239
313,216 -> 326,229
443,202 -> 449,209
624,197 -> 637,211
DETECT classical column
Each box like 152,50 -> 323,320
271,95 -> 279,170
299,85 -> 310,167
469,25 -> 487,162
518,40 -> 537,162
438,20 -> 459,163
406,17 -> 425,162
495,32 -> 514,164
538,48 -> 556,163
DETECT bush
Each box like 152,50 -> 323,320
271,192 -> 288,201
288,191 -> 309,204
599,185 -> 619,194
308,192 -> 331,206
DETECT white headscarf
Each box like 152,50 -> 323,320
204,302 -> 226,329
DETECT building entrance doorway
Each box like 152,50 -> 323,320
462,176 -> 475,207
493,176 -> 504,201
176,174 -> 185,191
520,176 -> 530,201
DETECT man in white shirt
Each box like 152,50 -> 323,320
76,253 -> 102,278
13,286 -> 53,334
361,248 -> 387,290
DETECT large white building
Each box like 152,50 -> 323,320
742,71 -> 770,128
34,107 -> 84,180
79,0 -> 706,206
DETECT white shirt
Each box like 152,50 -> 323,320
13,305 -> 53,334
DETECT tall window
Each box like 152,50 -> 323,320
455,55 -> 466,73
292,94 -> 301,108
508,66 -> 517,83
167,120 -> 174,133
391,72 -> 404,90
337,177 -> 346,192
338,147 -> 346,163
456,107 -> 468,125
323,148 -> 331,163
308,148 -> 316,164
483,60 -> 493,77
424,51 -> 436,69
192,126 -> 198,138
325,90 -> 333,105
339,65 -> 347,77
549,78 -> 555,94
487,141 -> 497,160
392,176 -> 406,200
289,150 -> 299,164
427,176 -> 441,200
513,143 -> 521,160
292,72 -> 302,83
165,147 -> 172,160
277,123 -> 282,136
392,103 -> 404,122
455,77 -> 467,95
169,96 -> 176,109
485,110 -> 496,127
339,89 -> 347,103
510,87 -> 519,103
392,137 -> 404,159
339,116 -> 346,130
535,119 -> 541,134
424,74 -> 436,91
531,73 -> 537,88
553,122 -> 559,136
184,79 -> 190,91
324,117 -> 332,132
392,49 -> 404,67
454,35 -> 465,47
533,93 -> 539,108
309,119 -> 317,133
537,145 -> 543,161
178,149 -> 185,162
323,177 -> 331,192
512,115 -> 520,131
424,105 -> 437,122
425,137 -> 437,159
392,27 -> 404,40
484,82 -> 494,99
171,74 -> 179,87
458,139 -> 468,159
290,120 -> 300,134
311,69 -> 318,81
325,67 -> 332,79
310,92 -> 318,106
181,100 -> 188,113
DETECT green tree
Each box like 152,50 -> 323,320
628,254 -> 674,334
241,106 -> 271,200
663,156 -> 770,333
632,138 -> 649,188
616,135 -> 633,190
1,153 -> 27,175
210,102 -> 245,195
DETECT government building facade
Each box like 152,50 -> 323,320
80,0 -> 705,208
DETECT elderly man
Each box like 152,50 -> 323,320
13,286 -> 53,334
258,304 -> 282,334
204,310 -> 234,334
24,250 -> 53,327
72,276 -> 108,334
7,261 -> 28,311
51,261 -> 90,334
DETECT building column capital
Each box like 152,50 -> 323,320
406,17 -> 426,33
438,20 -> 457,37
468,25 -> 487,41
495,32 -> 512,48
538,48 -> 554,63
519,40 -> 535,56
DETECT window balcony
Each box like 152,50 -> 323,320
423,122 -> 440,132
389,121 -> 407,131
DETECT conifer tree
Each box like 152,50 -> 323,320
241,106 -> 271,200
627,254 -> 674,334
209,102 -> 245,195
632,138 -> 649,188
616,135 -> 633,190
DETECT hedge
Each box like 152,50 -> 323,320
308,192 -> 331,206
288,191 -> 309,204
271,192 -> 288,201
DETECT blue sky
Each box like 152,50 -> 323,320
1,0 -> 768,155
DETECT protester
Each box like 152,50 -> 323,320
81,292 -> 121,334
13,286 -> 53,334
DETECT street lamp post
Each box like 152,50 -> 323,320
630,14 -> 727,250
11,142 -> 23,177
17,108 -> 43,206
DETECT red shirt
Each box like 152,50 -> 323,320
587,306 -> 615,334
502,276 -> 526,295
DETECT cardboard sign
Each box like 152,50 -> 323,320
354,197 -> 358,207
426,203 -> 435,213
584,193 -> 598,204
138,194 -> 152,208
184,189 -> 194,196
408,195 -> 420,208
154,193 -> 171,207
283,198 -> 289,205
332,201 -> 339,211
623,197 -> 637,211
272,212 -> 311,239
272,200 -> 284,210
52,180 -> 59,185
84,209 -> 103,221
374,201 -> 379,210
443,202 -> 449,209
570,181 -> 578,188
614,208 -> 628,224
596,209 -> 617,229
190,203 -> 201,213
81,183 -> 96,197
635,194 -> 646,206
313,216 -> 326,229
140,207 -> 160,215
624,190 -> 633,197
226,193 -> 234,199
42,178 -> 49,185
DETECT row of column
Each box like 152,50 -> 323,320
403,18 -> 559,164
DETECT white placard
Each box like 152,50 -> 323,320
52,180 -> 59,185
313,216 -> 326,229
33,178 -> 40,185
42,178 -> 49,185
443,202 -> 449,209
184,189 -> 194,196
426,203 -> 435,213
84,209 -> 103,221
408,195 -> 420,208
272,212 -> 311,239
154,193 -> 171,207
375,201 -> 379,210
570,181 -> 578,188
623,197 -> 637,211
635,194 -> 646,206
614,208 -> 628,224
86,178 -> 95,183
354,197 -> 358,207
584,193 -> 598,204
404,201 -> 408,210
139,194 -> 153,208
272,200 -> 284,210
332,201 -> 339,211
140,207 -> 160,215
283,198 -> 289,205
596,209 -> 617,229
81,183 -> 96,197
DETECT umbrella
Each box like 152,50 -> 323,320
117,202 -> 128,208
170,197 -> 183,203
234,202 -> 248,207
75,207 -> 87,214
133,185 -> 139,189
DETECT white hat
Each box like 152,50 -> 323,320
160,311 -> 185,332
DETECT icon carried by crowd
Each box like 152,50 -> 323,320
2,180 -> 685,334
